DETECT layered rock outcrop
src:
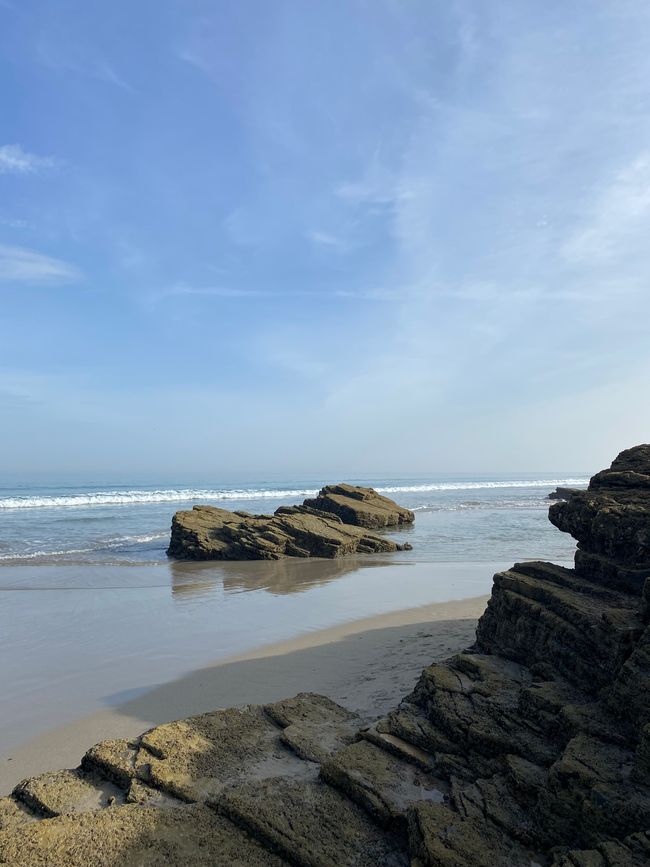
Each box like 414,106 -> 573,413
303,484 -> 415,529
167,485 -> 414,560
3,447 -> 650,866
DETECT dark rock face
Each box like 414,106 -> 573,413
549,445 -> 650,593
547,486 -> 582,500
167,485 -> 414,560
4,447 -> 650,866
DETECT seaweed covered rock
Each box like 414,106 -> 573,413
167,485 -> 413,560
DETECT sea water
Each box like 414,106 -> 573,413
0,473 -> 587,755
0,474 -> 587,564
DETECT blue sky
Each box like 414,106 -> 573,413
1,0 -> 649,478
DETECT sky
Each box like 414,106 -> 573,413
1,0 -> 650,480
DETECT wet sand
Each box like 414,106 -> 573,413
0,593 -> 487,794
0,558 -> 506,756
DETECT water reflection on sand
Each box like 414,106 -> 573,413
168,556 -> 403,600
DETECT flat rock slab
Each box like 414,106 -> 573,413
0,803 -> 288,867
265,693 -> 362,763
320,739 -> 447,828
136,705 -> 311,802
215,777 -> 408,867
13,769 -> 125,818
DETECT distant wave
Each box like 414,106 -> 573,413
0,479 -> 588,511
379,479 -> 588,494
0,488 -> 319,510
0,531 -> 169,562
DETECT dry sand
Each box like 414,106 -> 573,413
0,594 -> 488,794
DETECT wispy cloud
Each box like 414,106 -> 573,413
159,284 -> 274,299
335,164 -> 397,209
307,230 -> 351,252
0,245 -> 81,284
95,61 -> 134,92
150,283 -> 400,303
35,36 -> 134,92
562,152 -> 650,265
0,215 -> 28,229
0,144 -> 55,175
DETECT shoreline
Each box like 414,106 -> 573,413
0,593 -> 488,794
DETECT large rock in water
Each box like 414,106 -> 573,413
167,485 -> 414,560
303,484 -> 415,528
4,446 -> 650,866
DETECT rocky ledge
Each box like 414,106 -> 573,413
2,446 -> 650,866
167,484 -> 415,560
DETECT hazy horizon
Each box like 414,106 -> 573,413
2,1 -> 649,477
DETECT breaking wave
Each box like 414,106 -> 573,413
0,479 -> 588,511
0,532 -> 169,562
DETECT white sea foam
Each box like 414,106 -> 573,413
0,488 -> 319,510
0,531 -> 169,562
378,479 -> 588,494
0,479 -> 589,511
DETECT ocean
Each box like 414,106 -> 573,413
0,473 -> 587,759
0,474 -> 588,564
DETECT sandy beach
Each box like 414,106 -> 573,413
0,593 -> 487,794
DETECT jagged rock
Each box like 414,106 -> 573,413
303,484 -> 415,528
167,485 -> 414,560
475,561 -> 643,691
539,733 -> 650,846
4,445 -> 650,866
604,623 -> 650,730
548,487 -> 583,501
549,446 -> 650,592
552,834 -> 650,867
407,802 -> 543,866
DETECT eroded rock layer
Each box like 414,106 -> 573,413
3,446 -> 650,866
167,484 -> 414,560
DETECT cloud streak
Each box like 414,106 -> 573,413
0,144 -> 55,175
0,245 -> 81,284
562,153 -> 650,266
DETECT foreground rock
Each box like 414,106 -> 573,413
3,446 -> 650,865
167,484 -> 414,560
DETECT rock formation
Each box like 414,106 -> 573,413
303,484 -> 415,529
2,447 -> 650,865
547,486 -> 582,501
167,485 -> 415,560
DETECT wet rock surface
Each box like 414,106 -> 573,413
2,447 -> 650,865
167,484 -> 414,560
